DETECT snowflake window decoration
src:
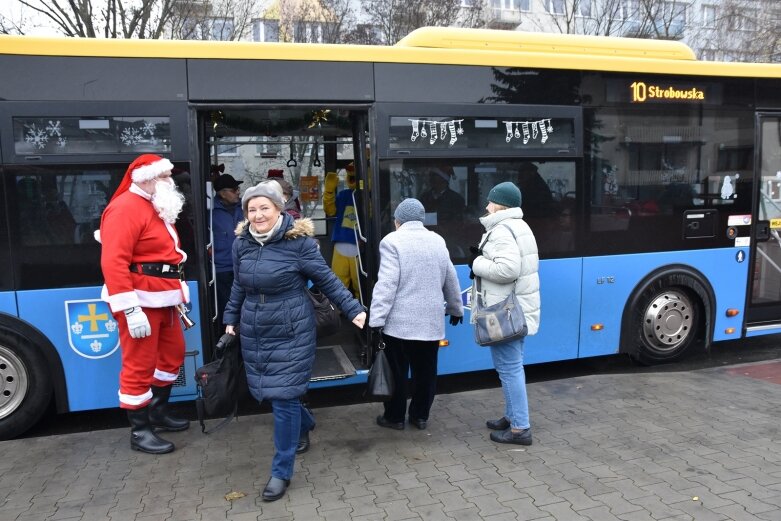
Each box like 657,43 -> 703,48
25,125 -> 50,149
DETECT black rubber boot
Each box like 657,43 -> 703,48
149,385 -> 190,432
128,407 -> 175,454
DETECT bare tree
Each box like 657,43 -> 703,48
532,0 -> 636,37
687,0 -> 780,62
363,0 -> 484,45
269,0 -> 356,43
168,0 -> 260,41
16,0 -> 180,38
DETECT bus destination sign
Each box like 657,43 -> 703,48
630,81 -> 706,103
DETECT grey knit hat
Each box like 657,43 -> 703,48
488,182 -> 522,208
241,180 -> 285,215
394,198 -> 425,224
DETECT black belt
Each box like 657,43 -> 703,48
245,289 -> 302,303
130,263 -> 183,279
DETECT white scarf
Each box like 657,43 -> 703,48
249,214 -> 283,245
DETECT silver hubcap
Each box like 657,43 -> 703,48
0,345 -> 29,420
642,290 -> 694,353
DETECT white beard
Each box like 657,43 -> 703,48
151,178 -> 185,224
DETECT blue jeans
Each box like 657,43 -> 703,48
489,337 -> 530,430
270,399 -> 315,480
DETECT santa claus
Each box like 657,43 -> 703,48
97,153 -> 191,454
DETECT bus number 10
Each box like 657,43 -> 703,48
630,81 -> 647,103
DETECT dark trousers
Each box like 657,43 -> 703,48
382,334 -> 440,423
215,270 -> 234,328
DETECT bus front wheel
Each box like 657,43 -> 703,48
631,284 -> 700,364
0,331 -> 52,440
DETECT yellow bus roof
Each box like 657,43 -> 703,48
1,27 -> 779,79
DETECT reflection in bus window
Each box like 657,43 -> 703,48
380,159 -> 578,262
587,106 -> 753,255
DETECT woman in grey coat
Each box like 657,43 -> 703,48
471,182 -> 540,446
369,198 -> 463,430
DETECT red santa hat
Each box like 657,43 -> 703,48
110,154 -> 174,202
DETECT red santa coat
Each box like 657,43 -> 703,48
100,184 -> 189,312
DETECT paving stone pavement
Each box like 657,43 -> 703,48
2,359 -> 781,521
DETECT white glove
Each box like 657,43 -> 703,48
124,307 -> 152,339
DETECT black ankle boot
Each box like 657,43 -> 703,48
149,385 -> 190,432
127,407 -> 175,454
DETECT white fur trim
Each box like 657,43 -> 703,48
135,285 -> 189,307
153,369 -> 179,382
102,287 -> 140,313
131,158 -> 174,183
93,230 -> 101,243
118,389 -> 153,407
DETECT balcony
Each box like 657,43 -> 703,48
485,8 -> 523,28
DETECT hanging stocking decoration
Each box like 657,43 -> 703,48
429,121 -> 437,144
421,122 -> 427,138
410,120 -> 419,142
448,120 -> 458,146
540,120 -> 549,144
531,121 -> 539,140
440,122 -> 447,141
522,122 -> 530,144
505,122 -> 513,142
514,123 -> 521,139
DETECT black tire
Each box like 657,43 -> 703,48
630,282 -> 701,365
0,329 -> 53,440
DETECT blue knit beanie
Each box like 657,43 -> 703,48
394,198 -> 425,224
488,182 -> 522,208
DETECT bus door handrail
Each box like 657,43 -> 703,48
208,191 -> 218,324
351,189 -> 368,278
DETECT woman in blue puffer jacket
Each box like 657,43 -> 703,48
223,181 -> 366,502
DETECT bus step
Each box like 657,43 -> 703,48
310,345 -> 356,382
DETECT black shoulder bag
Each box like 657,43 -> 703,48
194,333 -> 242,434
307,286 -> 341,337
365,331 -> 395,402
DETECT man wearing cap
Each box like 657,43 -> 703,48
369,198 -> 463,431
97,153 -> 191,454
418,166 -> 465,224
212,173 -> 244,328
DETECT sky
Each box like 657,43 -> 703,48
1,1 -> 60,36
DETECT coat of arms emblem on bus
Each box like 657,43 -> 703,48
64,299 -> 120,359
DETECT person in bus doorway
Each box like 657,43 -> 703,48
268,175 -> 302,219
223,181 -> 366,502
212,173 -> 244,328
96,154 -> 191,455
369,198 -> 463,431
323,163 -> 360,298
470,182 -> 540,445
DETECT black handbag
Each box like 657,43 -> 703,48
194,333 -> 242,434
307,286 -> 341,337
365,334 -> 394,402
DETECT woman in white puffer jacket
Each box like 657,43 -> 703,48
471,181 -> 540,446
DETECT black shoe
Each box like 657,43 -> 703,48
262,476 -> 289,502
296,431 -> 310,454
127,407 -> 175,454
376,415 -> 404,430
409,418 -> 427,430
486,417 -> 510,430
490,427 -> 532,446
149,385 -> 190,432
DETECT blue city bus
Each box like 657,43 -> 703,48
1,28 -> 780,439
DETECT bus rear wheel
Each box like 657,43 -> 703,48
632,285 -> 700,364
0,331 -> 52,440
